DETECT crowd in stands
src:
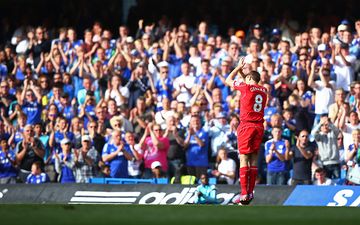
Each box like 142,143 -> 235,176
1,15 -> 360,186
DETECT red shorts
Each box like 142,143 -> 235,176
237,124 -> 264,155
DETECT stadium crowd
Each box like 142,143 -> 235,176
1,15 -> 360,186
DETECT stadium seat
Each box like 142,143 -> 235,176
153,178 -> 169,184
88,178 -> 105,184
208,177 -> 217,185
104,178 -> 154,184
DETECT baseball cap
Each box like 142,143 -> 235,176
317,43 -> 327,52
216,112 -> 226,119
61,138 -> 70,145
126,36 -> 134,43
337,24 -> 348,32
82,135 -> 91,142
253,24 -> 261,29
271,28 -> 282,36
157,61 -> 169,68
151,161 -> 162,169
235,30 -> 245,39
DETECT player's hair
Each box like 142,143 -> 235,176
247,71 -> 261,83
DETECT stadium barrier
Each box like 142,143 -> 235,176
0,184 -> 359,206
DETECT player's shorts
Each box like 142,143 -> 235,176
237,124 -> 264,155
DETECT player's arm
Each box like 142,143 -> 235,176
225,57 -> 246,88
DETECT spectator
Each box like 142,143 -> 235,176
338,110 -> 360,152
345,129 -> 360,166
311,115 -> 341,180
193,173 -> 218,204
74,135 -> 99,183
139,123 -> 170,178
208,112 -> 230,161
172,61 -> 195,107
124,132 -> 143,178
129,96 -> 154,135
264,126 -> 290,185
15,124 -> 45,182
151,161 -> 165,178
87,120 -> 106,155
308,60 -> 335,126
288,130 -> 315,185
19,80 -> 42,125
54,138 -> 76,183
26,161 -> 49,184
0,137 -> 17,184
313,167 -> 334,185
102,130 -> 134,178
104,75 -> 130,106
211,148 -> 236,184
163,115 -> 185,182
331,43 -> 356,92
184,115 -> 209,179
328,88 -> 347,123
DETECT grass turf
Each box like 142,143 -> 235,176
0,204 -> 358,225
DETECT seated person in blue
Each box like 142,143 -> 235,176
193,174 -> 218,204
26,161 -> 50,184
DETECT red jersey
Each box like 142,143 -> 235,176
233,80 -> 267,124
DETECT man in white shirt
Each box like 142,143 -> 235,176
172,62 -> 195,107
332,43 -> 356,92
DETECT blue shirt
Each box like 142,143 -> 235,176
185,128 -> 209,167
168,55 -> 183,80
54,131 -> 74,153
102,143 -> 130,178
22,101 -> 42,125
194,184 -> 217,204
62,105 -> 76,122
78,105 -> 96,128
0,150 -> 17,178
0,64 -> 8,79
57,152 -> 76,183
214,75 -> 230,102
264,139 -> 287,172
15,68 -> 25,81
26,172 -> 49,184
264,106 -> 278,123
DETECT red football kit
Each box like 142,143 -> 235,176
233,80 -> 267,155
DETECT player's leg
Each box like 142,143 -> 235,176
239,153 -> 250,196
233,126 -> 254,205
247,152 -> 259,203
247,126 -> 263,203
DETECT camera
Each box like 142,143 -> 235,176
86,90 -> 94,96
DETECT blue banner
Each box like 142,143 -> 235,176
284,185 -> 360,207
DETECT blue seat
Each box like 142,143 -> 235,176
209,177 -> 217,185
153,178 -> 169,184
104,178 -> 153,184
88,178 -> 105,184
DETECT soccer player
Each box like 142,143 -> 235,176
225,57 -> 267,205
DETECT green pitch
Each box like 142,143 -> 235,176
0,204 -> 358,225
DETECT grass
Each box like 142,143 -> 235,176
0,204 -> 359,225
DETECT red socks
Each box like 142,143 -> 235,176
240,167 -> 250,195
248,166 -> 258,194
